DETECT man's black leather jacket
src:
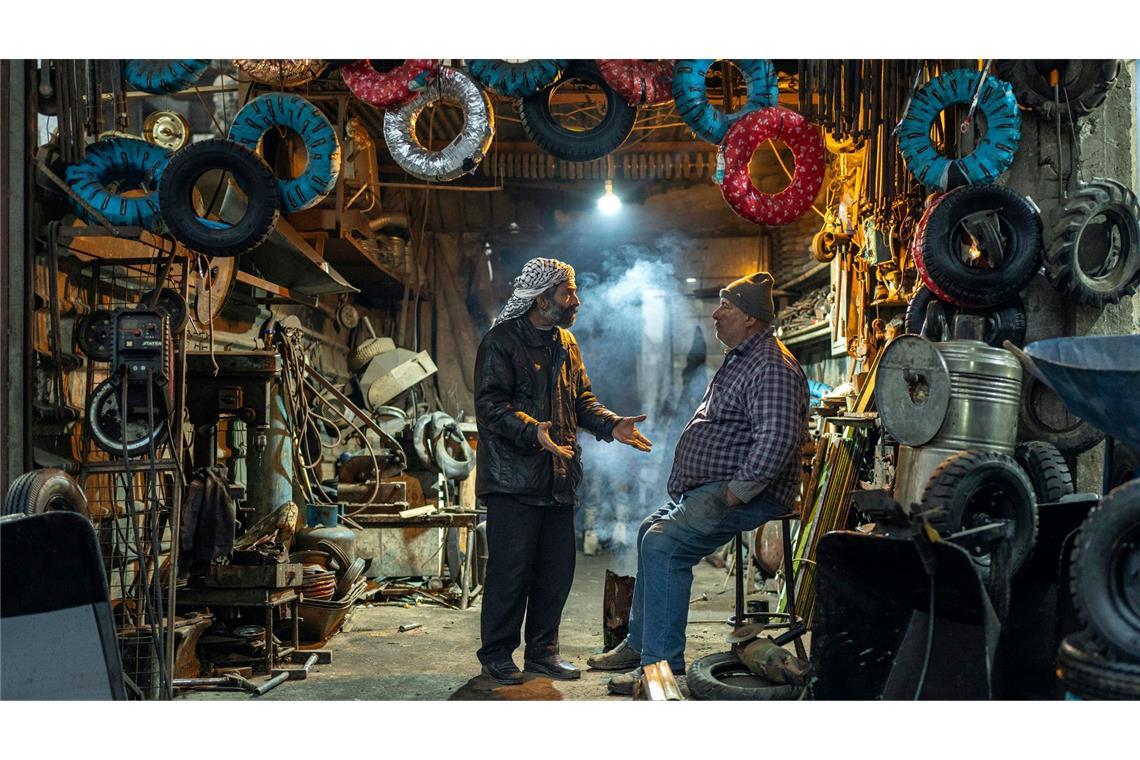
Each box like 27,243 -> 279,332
474,316 -> 620,506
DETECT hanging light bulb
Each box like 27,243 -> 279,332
597,179 -> 621,214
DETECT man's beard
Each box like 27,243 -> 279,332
539,301 -> 578,328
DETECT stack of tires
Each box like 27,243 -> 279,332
1059,479 -> 1140,700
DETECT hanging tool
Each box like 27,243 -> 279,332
959,60 -> 993,134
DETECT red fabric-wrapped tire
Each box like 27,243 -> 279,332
341,59 -> 437,108
597,59 -> 675,106
721,107 -> 826,227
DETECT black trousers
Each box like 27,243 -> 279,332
477,494 -> 576,666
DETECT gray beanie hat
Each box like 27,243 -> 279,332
720,271 -> 776,322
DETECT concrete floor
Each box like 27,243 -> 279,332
185,549 -> 763,700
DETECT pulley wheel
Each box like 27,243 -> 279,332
190,257 -> 236,326
76,309 -> 116,361
86,378 -> 167,457
140,287 -> 188,332
875,335 -> 951,447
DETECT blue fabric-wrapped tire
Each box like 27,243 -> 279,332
898,69 -> 1021,190
228,93 -> 341,213
64,138 -> 171,231
123,60 -> 210,94
467,59 -> 567,98
672,59 -> 778,144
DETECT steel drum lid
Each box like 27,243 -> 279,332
875,335 -> 952,447
1019,335 -> 1140,452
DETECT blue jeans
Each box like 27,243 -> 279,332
625,481 -> 788,672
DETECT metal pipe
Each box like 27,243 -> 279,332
367,211 -> 410,233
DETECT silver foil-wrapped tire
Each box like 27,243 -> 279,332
383,67 -> 494,183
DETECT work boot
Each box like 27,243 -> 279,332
607,666 -> 642,696
586,637 -> 641,671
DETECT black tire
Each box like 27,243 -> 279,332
687,652 -> 801,701
915,184 -> 1042,308
86,378 -> 168,457
994,60 -> 1120,121
920,449 -> 1038,575
904,285 -> 1027,348
1043,179 -> 1140,308
3,469 -> 90,520
1017,373 -> 1105,455
1056,630 -> 1140,699
1069,480 -> 1140,661
520,60 -> 636,162
158,138 -> 280,258
1015,441 -> 1075,504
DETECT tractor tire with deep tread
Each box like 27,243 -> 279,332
1043,178 -> 1140,308
3,469 -> 90,520
994,60 -> 1121,122
520,61 -> 636,162
158,138 -> 280,258
912,184 -> 1042,308
687,652 -> 802,701
1014,441 -> 1075,504
1069,479 -> 1140,661
920,449 -> 1038,574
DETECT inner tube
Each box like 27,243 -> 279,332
64,138 -> 171,231
994,60 -> 1121,121
232,59 -> 327,87
383,67 -> 494,182
897,68 -> 1021,190
341,59 -> 437,108
467,59 -> 566,98
597,59 -> 676,106
123,60 -> 210,94
672,59 -> 779,144
720,107 -> 825,226
228,93 -> 341,212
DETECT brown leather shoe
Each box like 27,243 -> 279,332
586,638 -> 641,671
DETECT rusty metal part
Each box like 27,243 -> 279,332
737,637 -> 812,686
189,255 -> 236,326
875,335 -> 951,447
232,59 -> 327,87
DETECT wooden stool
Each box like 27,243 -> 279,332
731,512 -> 808,660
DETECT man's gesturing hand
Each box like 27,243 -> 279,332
613,415 -> 653,452
536,421 -> 574,460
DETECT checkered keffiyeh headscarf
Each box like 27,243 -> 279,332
492,257 -> 575,327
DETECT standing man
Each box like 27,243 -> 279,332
587,271 -> 810,695
474,257 -> 653,685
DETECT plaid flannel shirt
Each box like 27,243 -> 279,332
667,326 -> 809,507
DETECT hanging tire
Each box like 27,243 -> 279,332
720,107 -> 826,227
994,60 -> 1121,122
687,652 -> 801,701
1017,373 -> 1105,456
64,138 -> 171,232
898,68 -> 1021,190
911,184 -> 1042,308
1043,178 -> 1140,307
1057,630 -> 1140,699
904,285 -> 1027,348
466,59 -> 566,98
158,138 -> 280,258
341,59 -> 436,108
1069,480 -> 1140,661
123,59 -> 210,94
228,93 -> 341,212
383,67 -> 494,182
3,469 -> 89,520
519,60 -> 636,162
920,449 -> 1038,575
231,59 -> 327,88
597,60 -> 676,107
672,59 -> 778,144
1014,441 -> 1075,504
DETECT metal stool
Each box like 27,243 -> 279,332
731,512 -> 808,660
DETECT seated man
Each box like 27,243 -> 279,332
587,271 -> 810,694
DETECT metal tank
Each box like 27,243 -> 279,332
877,334 -> 1023,510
